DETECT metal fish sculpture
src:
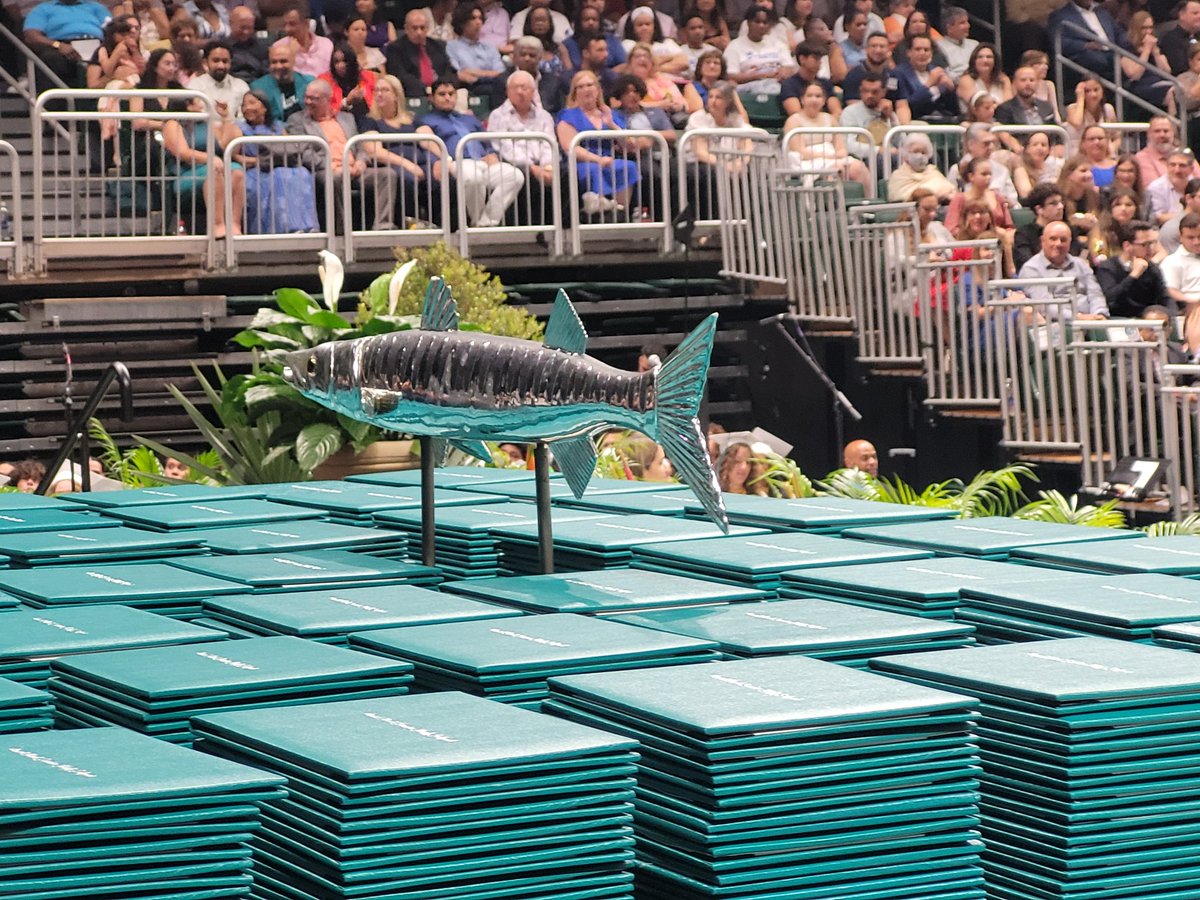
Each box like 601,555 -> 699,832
282,278 -> 728,530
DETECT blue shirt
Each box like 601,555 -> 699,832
446,37 -> 503,75
24,0 -> 109,39
418,109 -> 493,159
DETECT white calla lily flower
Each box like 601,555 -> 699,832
318,250 -> 344,313
388,259 -> 417,316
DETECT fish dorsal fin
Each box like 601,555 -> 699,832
553,435 -> 597,499
543,290 -> 587,354
420,277 -> 459,332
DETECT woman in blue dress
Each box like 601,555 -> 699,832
232,89 -> 319,234
555,70 -> 640,214
162,95 -> 244,236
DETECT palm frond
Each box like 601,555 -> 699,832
1142,514 -> 1200,536
1014,490 -> 1128,528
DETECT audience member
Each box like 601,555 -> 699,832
387,8 -> 457,99
690,0 -> 729,50
419,78 -> 525,227
893,34 -> 955,120
1051,0 -> 1132,83
421,0 -> 456,42
22,0 -> 112,91
685,47 -> 747,116
1158,178 -> 1200,254
1094,186 -> 1140,259
1112,153 -> 1149,214
612,73 -> 676,153
556,69 -> 640,214
487,69 -> 557,191
1018,49 -> 1060,117
251,43 -> 313,122
130,0 -> 171,52
273,0 -> 332,77
356,0 -> 394,47
1125,10 -> 1174,107
829,9 -> 868,81
832,0 -> 883,43
1013,131 -> 1063,198
361,74 -> 434,192
1161,0 -> 1200,75
912,187 -> 953,244
505,34 -> 568,113
780,42 -> 839,116
163,95 -> 244,236
887,132 -> 954,201
881,0 -> 913,45
613,0 -> 677,41
1017,221 -> 1109,319
1065,77 -> 1117,149
286,78 -> 396,230
966,90 -> 999,127
1136,116 -> 1200,186
626,42 -> 687,119
719,441 -> 769,494
191,40 -> 249,122
476,0 -> 508,50
682,79 -> 752,216
510,0 -> 571,43
956,42 -> 1010,110
178,0 -> 231,41
841,72 -> 900,158
236,88 -> 320,233
525,6 -> 569,75
1080,123 -> 1117,188
891,9 -> 945,68
995,66 -> 1058,130
842,438 -> 878,475
677,12 -> 711,71
87,16 -> 143,88
621,5 -> 686,71
1013,184 -> 1065,271
1148,149 -> 1197,224
1160,211 -> 1200,306
318,41 -> 375,124
625,437 -> 675,481
447,2 -> 504,94
936,5 -> 977,81
8,459 -> 46,492
228,5 -> 267,81
162,456 -> 190,479
946,156 -> 1014,234
1096,219 -> 1173,317
564,3 -> 624,68
1179,43 -> 1200,112
169,16 -> 203,83
783,82 -> 869,188
1057,153 -> 1103,253
842,30 -> 905,111
344,15 -> 385,70
950,123 -> 1018,208
735,0 -> 795,46
724,6 -> 794,94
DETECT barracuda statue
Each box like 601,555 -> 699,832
282,277 -> 729,531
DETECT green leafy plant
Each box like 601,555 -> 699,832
1014,490 -> 1128,528
1142,513 -> 1200,536
818,463 -> 1036,517
749,454 -> 816,498
90,418 -> 220,486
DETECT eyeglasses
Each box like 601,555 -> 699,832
1131,239 -> 1157,247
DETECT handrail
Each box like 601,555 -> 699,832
779,126 -> 877,196
0,21 -> 72,142
1053,19 -> 1184,136
453,131 -> 562,257
221,133 -> 335,267
964,0 -> 1003,69
36,359 -> 132,495
676,127 -> 772,225
0,140 -> 23,277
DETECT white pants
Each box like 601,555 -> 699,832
452,158 -> 525,227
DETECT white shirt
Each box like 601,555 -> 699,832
1075,2 -> 1109,41
188,71 -> 249,120
683,109 -> 751,162
948,154 -> 1019,208
420,6 -> 456,42
509,7 -> 572,43
1148,174 -> 1185,221
486,99 -> 556,166
833,11 -> 885,42
937,36 -> 978,81
1161,246 -> 1200,299
723,33 -> 791,93
736,19 -> 796,48
613,8 -> 677,39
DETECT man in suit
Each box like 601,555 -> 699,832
1049,0 -> 1129,82
996,66 -> 1058,127
286,79 -> 396,231
386,7 -> 457,100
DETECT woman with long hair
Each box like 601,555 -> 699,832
355,0 -> 395,47
1012,131 -> 1063,199
891,8 -> 946,68
912,187 -> 953,245
1056,153 -> 1103,255
626,43 -> 687,117
1066,77 -> 1117,150
235,89 -> 319,234
1124,10 -> 1176,113
88,17 -> 145,88
784,82 -> 870,188
163,95 -> 244,237
525,6 -> 569,75
945,156 -> 1014,233
556,69 -> 640,213
621,6 -> 688,74
1079,123 -> 1118,188
1093,186 -> 1140,262
318,41 -> 377,123
1112,153 -> 1149,216
344,15 -> 385,71
957,42 -> 1011,109
718,442 -> 769,495
688,0 -> 729,50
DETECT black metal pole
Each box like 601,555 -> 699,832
535,441 -> 553,574
419,436 -> 436,567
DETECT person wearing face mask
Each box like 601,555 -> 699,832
190,40 -> 250,122
887,132 -> 954,201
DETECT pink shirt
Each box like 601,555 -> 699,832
273,34 -> 334,77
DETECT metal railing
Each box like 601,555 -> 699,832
990,123 -> 1072,152
1054,20 -> 1184,136
988,278 -> 1081,453
36,360 -> 132,495
566,129 -> 672,256
1162,364 -> 1200,519
31,89 -> 218,274
714,131 -> 786,286
920,240 -> 1004,410
676,127 -> 768,229
222,134 -> 334,268
774,173 -> 854,321
1071,319 -> 1167,491
1098,122 -> 1150,156
847,201 -> 922,366
963,0 -> 1002,68
0,21 -> 72,142
454,132 -> 562,257
340,132 -> 450,263
881,125 -> 964,180
0,140 -> 23,277
780,127 -> 878,199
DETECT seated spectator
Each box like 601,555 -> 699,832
1161,0 -> 1200,75
684,78 -> 750,155
87,17 -> 145,90
1018,50 -> 1060,115
1013,131 -> 1063,199
421,0 -> 456,42
613,0 -> 676,42
564,4 -> 625,69
525,6 -> 569,76
912,187 -> 953,244
286,78 -> 396,230
626,42 -> 687,121
829,9 -> 868,81
1158,178 -> 1200,254
1149,150 -> 1197,225
949,123 -> 1018,208
946,156 -> 1014,233
273,1 -> 333,78
678,12 -> 712,72
22,0 -> 111,92
344,16 -> 385,71
235,88 -> 319,233
783,82 -> 870,188
1017,220 -> 1109,320
129,0 -> 171,53
162,456 -> 190,479
893,35 -> 956,121
621,5 -> 687,73
936,5 -> 977,81
625,437 -> 675,481
1096,219 -> 1173,318
503,34 -> 568,114
735,0 -> 796,47
1013,184 -> 1064,271
361,74 -> 436,214
724,6 -> 794,94
1179,44 -> 1200,114
8,459 -> 46,493
510,0 -> 572,44
887,132 -> 955,201
891,9 -> 945,69
681,79 -> 753,217
1136,116 -> 1200,187
967,91 -> 999,128
418,78 -> 525,227
719,441 -> 769,495
228,5 -> 268,82
842,30 -> 908,118
163,95 -> 244,236
1065,77 -> 1117,150
1051,0 -> 1166,110
1057,153 -> 1103,254
802,16 -> 835,74
1080,123 -> 1116,189
177,0 -> 230,41
386,8 -> 457,100
318,41 -> 376,125
1160,212 -> 1200,306
685,48 -> 748,117
447,2 -> 505,95
169,16 -> 204,84
1112,153 -> 1149,216
840,72 -> 900,158
556,70 -> 640,214
612,73 -> 676,154
1125,11 -> 1175,110
128,47 -> 184,168
251,44 -> 314,122
780,41 -> 840,117
995,66 -> 1058,131
356,0 -> 395,48
833,0 -> 884,43
882,0 -> 913,46
689,0 -> 729,51
1094,186 -> 1140,260
956,43 -> 1010,110
487,69 -> 558,193
191,40 -> 250,123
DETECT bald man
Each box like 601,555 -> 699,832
843,440 -> 879,476
250,43 -> 313,121
1016,221 -> 1109,320
229,5 -> 269,82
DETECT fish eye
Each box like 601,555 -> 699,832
306,354 -> 318,378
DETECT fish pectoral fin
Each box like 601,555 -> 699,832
419,276 -> 460,332
543,289 -> 588,354
359,388 -> 399,417
449,439 -> 492,463
552,435 -> 597,499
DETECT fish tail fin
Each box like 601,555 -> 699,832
654,314 -> 728,533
